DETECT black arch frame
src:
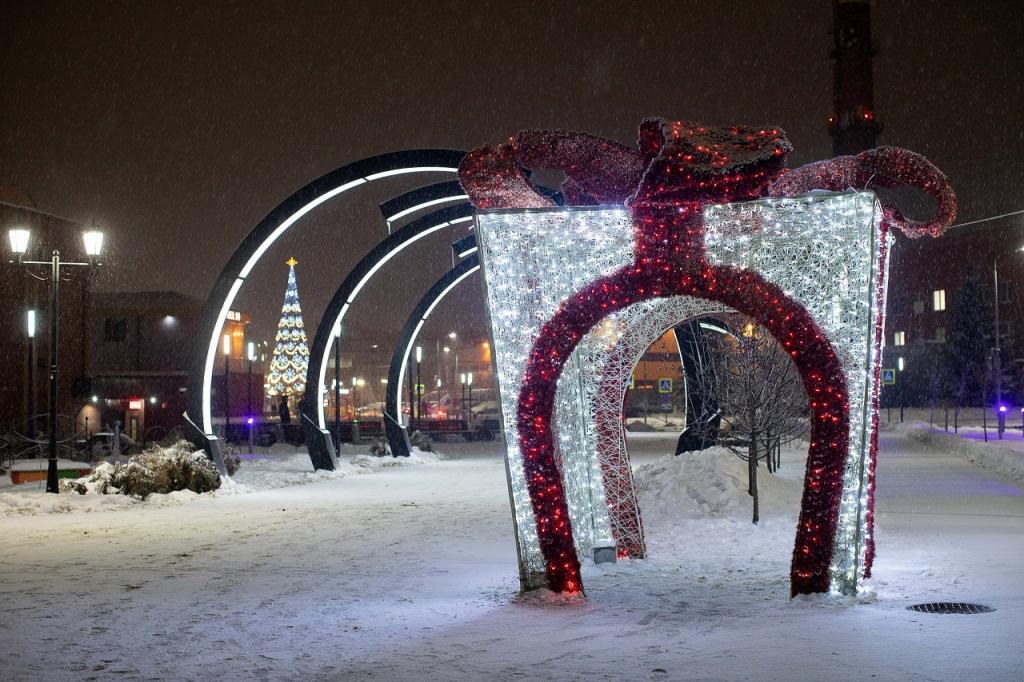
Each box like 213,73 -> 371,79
384,255 -> 480,457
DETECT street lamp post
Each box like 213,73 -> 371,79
247,341 -> 255,451
223,334 -> 231,442
7,226 -> 104,493
467,371 -> 474,431
460,372 -> 467,423
26,309 -> 36,440
333,325 -> 341,447
993,247 -> 1024,439
415,346 -> 423,431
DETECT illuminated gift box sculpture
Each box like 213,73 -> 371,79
465,120 -> 955,597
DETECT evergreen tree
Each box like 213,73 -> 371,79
948,269 -> 990,408
266,257 -> 310,398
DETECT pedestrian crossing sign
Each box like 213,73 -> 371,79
658,378 -> 672,394
881,368 -> 896,385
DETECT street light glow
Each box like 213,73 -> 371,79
8,228 -> 30,254
416,346 -> 423,363
27,309 -> 36,338
448,332 -> 457,339
247,341 -> 256,361
222,334 -> 231,356
82,229 -> 105,257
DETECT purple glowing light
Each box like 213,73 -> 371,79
247,417 -> 255,425
998,405 -> 1008,413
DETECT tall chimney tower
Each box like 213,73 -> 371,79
828,0 -> 882,156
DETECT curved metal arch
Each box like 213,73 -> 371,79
185,148 -> 465,469
298,203 -> 475,469
384,255 -> 480,457
673,315 -> 734,454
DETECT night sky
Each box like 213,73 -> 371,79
2,1 -> 1022,384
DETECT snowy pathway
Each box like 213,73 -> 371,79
0,433 -> 1021,681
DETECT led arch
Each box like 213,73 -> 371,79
553,296 -> 733,562
185,149 -> 465,468
383,255 -> 480,458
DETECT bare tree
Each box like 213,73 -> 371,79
687,319 -> 808,524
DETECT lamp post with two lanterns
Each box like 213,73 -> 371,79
7,226 -> 105,493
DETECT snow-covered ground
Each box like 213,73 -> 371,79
903,422 -> 1024,482
0,431 -> 1021,680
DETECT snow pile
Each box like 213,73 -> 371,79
220,452 -> 366,493
0,487 -> 138,516
907,423 -> 1024,481
352,447 -> 442,469
633,447 -> 802,524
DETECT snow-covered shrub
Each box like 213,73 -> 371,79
60,461 -> 117,495
62,440 -> 221,499
220,442 -> 242,475
409,430 -> 434,452
114,441 -> 221,498
369,438 -> 391,457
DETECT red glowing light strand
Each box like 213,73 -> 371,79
767,146 -> 956,239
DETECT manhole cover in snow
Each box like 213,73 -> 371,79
907,602 -> 995,615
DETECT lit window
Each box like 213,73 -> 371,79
897,357 -> 905,371
893,331 -> 905,346
933,289 -> 946,311
935,327 -> 946,343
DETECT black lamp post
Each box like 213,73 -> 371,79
992,247 -> 1024,439
26,309 -> 36,440
467,371 -> 474,430
8,226 -> 104,494
334,325 -> 341,447
246,340 -> 255,450
223,334 -> 231,442
415,345 -> 423,430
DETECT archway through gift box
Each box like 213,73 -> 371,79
553,295 -> 735,564
475,194 -> 889,597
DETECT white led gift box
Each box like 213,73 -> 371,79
475,191 -> 887,595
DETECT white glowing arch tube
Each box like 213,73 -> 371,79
313,215 -> 473,427
201,167 -> 458,435
394,264 -> 480,421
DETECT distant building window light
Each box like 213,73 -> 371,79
897,357 -> 905,372
893,331 -> 905,346
933,289 -> 946,311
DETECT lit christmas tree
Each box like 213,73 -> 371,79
266,257 -> 310,398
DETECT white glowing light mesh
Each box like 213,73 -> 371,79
704,191 -> 885,593
555,296 -> 732,561
477,191 -> 885,595
476,207 -> 634,584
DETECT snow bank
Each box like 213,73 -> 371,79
351,447 -> 442,469
633,447 -> 802,524
219,452 -> 367,494
0,447 -> 446,516
907,423 -> 1024,481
